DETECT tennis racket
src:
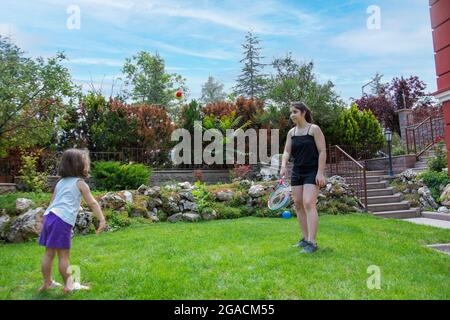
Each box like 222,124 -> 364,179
267,176 -> 292,211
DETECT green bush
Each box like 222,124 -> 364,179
391,132 -> 407,156
211,202 -> 242,219
19,152 -> 48,192
317,198 -> 360,216
91,161 -> 151,191
103,210 -> 131,231
427,142 -> 447,172
192,181 -> 215,214
420,170 -> 450,201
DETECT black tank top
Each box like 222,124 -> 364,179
291,124 -> 319,169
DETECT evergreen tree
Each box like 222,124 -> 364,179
201,76 -> 227,104
234,31 -> 267,99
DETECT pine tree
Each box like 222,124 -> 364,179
201,76 -> 227,104
234,31 -> 267,99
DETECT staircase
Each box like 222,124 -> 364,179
359,171 -> 420,218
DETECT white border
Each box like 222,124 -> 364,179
435,89 -> 450,103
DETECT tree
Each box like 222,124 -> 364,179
234,31 -> 267,99
201,76 -> 227,104
0,36 -> 77,156
266,53 -> 345,146
354,75 -> 436,133
122,51 -> 187,119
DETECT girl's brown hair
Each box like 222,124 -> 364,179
58,149 -> 90,178
291,102 -> 313,123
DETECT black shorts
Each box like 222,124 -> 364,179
291,167 -> 318,186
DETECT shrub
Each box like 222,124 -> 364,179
230,165 -> 252,181
103,210 -> 131,231
211,202 -> 242,219
91,161 -> 151,191
192,181 -> 214,214
18,151 -> 48,192
420,170 -> 450,200
391,132 -> 407,156
427,141 -> 447,172
317,198 -> 360,215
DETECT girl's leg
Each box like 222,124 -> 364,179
302,184 -> 320,244
57,249 -> 73,290
39,248 -> 56,291
291,186 -> 308,240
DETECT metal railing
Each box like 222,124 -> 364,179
405,116 -> 444,158
328,145 -> 368,209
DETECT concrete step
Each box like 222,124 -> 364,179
367,193 -> 403,205
367,187 -> 395,197
365,181 -> 388,190
367,200 -> 410,212
338,170 -> 386,177
372,208 -> 421,219
421,212 -> 450,221
342,175 -> 382,183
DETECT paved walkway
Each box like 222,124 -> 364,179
404,218 -> 450,229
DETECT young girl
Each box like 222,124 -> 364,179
280,102 -> 327,254
38,149 -> 106,293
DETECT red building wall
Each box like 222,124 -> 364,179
430,0 -> 450,171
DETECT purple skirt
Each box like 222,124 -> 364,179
38,212 -> 73,249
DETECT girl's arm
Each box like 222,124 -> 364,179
280,128 -> 294,177
312,125 -> 327,187
77,180 -> 106,234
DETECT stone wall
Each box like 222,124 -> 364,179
363,154 -> 416,173
150,170 -> 231,186
0,183 -> 17,194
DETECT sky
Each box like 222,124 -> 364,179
0,0 -> 437,103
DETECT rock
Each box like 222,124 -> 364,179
239,180 -> 252,189
163,195 -> 181,215
324,176 -> 353,198
147,214 -> 159,222
438,206 -> 450,214
0,214 -> 11,239
147,197 -> 163,210
16,198 -> 34,214
7,208 -> 44,243
418,186 -> 439,210
201,209 -> 217,221
130,206 -> 148,218
178,182 -> 194,190
181,200 -> 198,212
121,191 -> 133,204
248,185 -> 265,198
100,192 -> 126,210
215,190 -> 234,202
179,191 -> 195,202
74,210 -> 93,235
399,169 -> 418,183
439,184 -> 450,207
182,212 -> 201,222
137,185 -> 161,197
167,213 -> 183,223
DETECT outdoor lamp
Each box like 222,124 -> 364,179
384,129 -> 394,176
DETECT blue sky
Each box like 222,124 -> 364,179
0,0 -> 437,102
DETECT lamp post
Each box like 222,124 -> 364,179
384,129 -> 393,176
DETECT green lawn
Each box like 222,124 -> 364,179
0,214 -> 449,300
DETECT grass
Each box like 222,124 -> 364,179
0,214 -> 449,300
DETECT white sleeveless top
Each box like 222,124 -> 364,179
44,177 -> 82,226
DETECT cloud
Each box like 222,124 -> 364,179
67,57 -> 123,67
330,26 -> 432,56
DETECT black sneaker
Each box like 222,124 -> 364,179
292,238 -> 309,248
300,242 -> 318,254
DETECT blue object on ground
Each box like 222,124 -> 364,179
281,211 -> 292,219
